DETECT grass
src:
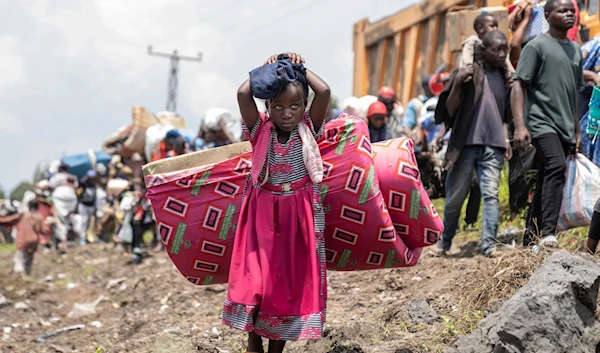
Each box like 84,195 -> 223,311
143,230 -> 154,245
431,163 -> 590,242
0,243 -> 16,254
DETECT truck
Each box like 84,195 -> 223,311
352,0 -> 598,106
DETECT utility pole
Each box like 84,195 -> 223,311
148,46 -> 202,112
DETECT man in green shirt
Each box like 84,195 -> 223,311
512,0 -> 583,250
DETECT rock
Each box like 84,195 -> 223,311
39,317 -> 51,327
15,289 -> 26,297
446,252 -> 600,353
159,305 -> 169,313
377,292 -> 397,302
106,277 -> 127,289
411,276 -> 422,282
67,295 -> 105,319
384,273 -> 405,291
44,275 -> 54,282
48,344 -> 69,353
211,326 -> 221,338
91,321 -> 102,328
382,299 -> 439,325
195,343 -> 222,353
3,326 -> 11,341
57,273 -> 66,279
301,325 -> 366,353
160,293 -> 172,305
402,299 -> 440,325
14,302 -> 29,310
0,293 -> 10,308
66,283 -> 78,290
205,285 -> 226,293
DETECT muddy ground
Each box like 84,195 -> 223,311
0,234 -> 567,353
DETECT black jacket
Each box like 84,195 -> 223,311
435,62 -> 512,171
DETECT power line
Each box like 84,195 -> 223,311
148,46 -> 202,112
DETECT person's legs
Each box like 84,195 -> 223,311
531,133 -> 571,241
24,252 -> 34,276
524,158 -> 544,246
475,146 -> 504,255
77,204 -> 91,245
267,340 -> 286,353
247,331 -> 264,352
13,250 -> 25,274
465,174 -> 481,227
509,146 -> 536,216
132,221 -> 144,263
439,147 -> 478,252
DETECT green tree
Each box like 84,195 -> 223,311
330,96 -> 339,110
10,181 -> 34,201
0,184 -> 5,199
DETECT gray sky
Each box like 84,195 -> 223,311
0,0 -> 418,193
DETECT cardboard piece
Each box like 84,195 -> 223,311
446,6 -> 509,52
142,142 -> 252,176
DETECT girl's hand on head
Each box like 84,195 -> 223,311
264,54 -> 279,65
263,53 -> 306,65
287,53 -> 305,64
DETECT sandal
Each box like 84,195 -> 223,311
532,235 -> 560,254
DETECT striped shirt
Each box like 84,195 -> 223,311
243,114 -> 320,186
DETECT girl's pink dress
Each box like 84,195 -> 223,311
222,113 -> 326,341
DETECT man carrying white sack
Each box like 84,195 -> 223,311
193,108 -> 243,151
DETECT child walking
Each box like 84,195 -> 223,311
13,199 -> 51,279
222,52 -> 330,353
461,14 -> 515,83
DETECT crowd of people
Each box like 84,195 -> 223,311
0,106 -> 256,279
353,0 -> 600,259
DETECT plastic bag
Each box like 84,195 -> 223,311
201,108 -> 242,142
145,124 -> 175,162
557,154 -> 600,231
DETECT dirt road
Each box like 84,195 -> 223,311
0,237 -> 546,353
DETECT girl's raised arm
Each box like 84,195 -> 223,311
307,69 -> 330,132
237,79 -> 260,132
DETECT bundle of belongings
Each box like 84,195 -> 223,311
103,106 -> 186,158
143,115 -> 444,286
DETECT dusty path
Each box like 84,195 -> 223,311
0,238 -> 550,353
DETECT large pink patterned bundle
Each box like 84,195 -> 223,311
372,138 -> 443,250
144,116 -> 442,286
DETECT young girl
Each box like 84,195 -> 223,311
222,53 -> 330,353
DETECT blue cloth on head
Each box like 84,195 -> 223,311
166,130 -> 181,139
249,54 -> 308,100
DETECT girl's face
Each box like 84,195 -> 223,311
268,84 -> 305,132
